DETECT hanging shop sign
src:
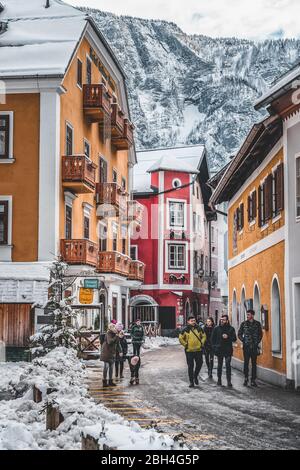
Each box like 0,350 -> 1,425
79,288 -> 94,305
84,279 -> 99,290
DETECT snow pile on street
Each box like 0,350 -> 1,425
143,336 -> 179,352
0,348 -> 183,450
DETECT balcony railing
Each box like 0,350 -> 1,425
97,251 -> 130,277
96,182 -> 128,215
60,239 -> 98,267
111,116 -> 135,150
83,84 -> 111,123
127,200 -> 144,225
62,155 -> 96,193
111,103 -> 125,138
129,260 -> 145,282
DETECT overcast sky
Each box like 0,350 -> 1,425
68,0 -> 300,40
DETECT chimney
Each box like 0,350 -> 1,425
45,0 -> 50,8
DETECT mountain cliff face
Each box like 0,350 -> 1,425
83,8 -> 300,169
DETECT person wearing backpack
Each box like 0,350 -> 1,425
100,323 -> 122,387
179,315 -> 207,388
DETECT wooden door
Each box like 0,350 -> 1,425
0,304 -> 33,347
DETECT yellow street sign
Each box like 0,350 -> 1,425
79,288 -> 94,305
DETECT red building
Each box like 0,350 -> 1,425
130,146 -> 225,334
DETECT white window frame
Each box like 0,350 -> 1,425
167,198 -> 187,230
165,241 -> 188,273
65,121 -> 74,156
0,111 -> 14,162
0,195 -> 13,261
172,178 -> 182,189
296,153 -> 300,223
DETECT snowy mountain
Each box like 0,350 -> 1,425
84,8 -> 300,169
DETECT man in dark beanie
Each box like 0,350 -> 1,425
238,309 -> 263,387
179,315 -> 206,388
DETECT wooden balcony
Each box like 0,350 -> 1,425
97,251 -> 130,277
83,84 -> 111,123
62,155 -> 96,193
129,260 -> 145,282
127,200 -> 144,225
111,117 -> 134,150
60,239 -> 98,267
111,103 -> 125,139
96,182 -> 128,216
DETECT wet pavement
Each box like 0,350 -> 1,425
87,345 -> 300,450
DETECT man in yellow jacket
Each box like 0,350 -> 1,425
179,315 -> 207,388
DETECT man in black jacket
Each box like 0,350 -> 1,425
212,315 -> 237,388
238,309 -> 263,387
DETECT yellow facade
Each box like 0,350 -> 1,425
228,147 -> 286,375
59,37 -> 130,254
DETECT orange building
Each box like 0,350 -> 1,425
0,1 -> 144,360
210,64 -> 300,389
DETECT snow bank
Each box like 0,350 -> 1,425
0,362 -> 31,396
142,336 -> 179,352
0,347 -> 183,450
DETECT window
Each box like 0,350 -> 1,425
84,139 -> 90,159
112,222 -> 118,252
169,201 -> 185,228
122,296 -> 127,329
172,178 -> 181,189
296,157 -> 300,219
122,177 -> 126,191
130,245 -> 137,260
0,201 -> 8,245
247,190 -> 257,223
99,157 -> 108,183
196,186 -> 200,200
0,115 -> 10,159
121,225 -> 127,255
168,244 -> 186,270
83,216 -> 90,240
86,57 -> 92,85
99,223 -> 107,252
112,169 -> 118,183
236,203 -> 244,232
77,58 -> 83,88
65,205 -> 72,240
66,124 -> 73,156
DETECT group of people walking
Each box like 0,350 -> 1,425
179,310 -> 263,388
100,319 -> 145,387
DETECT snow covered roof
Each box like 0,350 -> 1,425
133,145 -> 205,193
0,0 -> 86,78
255,62 -> 300,110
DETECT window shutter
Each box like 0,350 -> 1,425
265,175 -> 273,221
240,203 -> 244,229
247,196 -> 251,222
258,186 -> 262,227
277,163 -> 284,212
253,190 -> 257,219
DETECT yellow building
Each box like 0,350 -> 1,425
211,64 -> 300,389
0,0 -> 144,360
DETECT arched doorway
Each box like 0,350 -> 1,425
254,284 -> 261,322
271,277 -> 282,354
130,295 -> 158,326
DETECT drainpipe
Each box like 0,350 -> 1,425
208,220 -> 212,317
